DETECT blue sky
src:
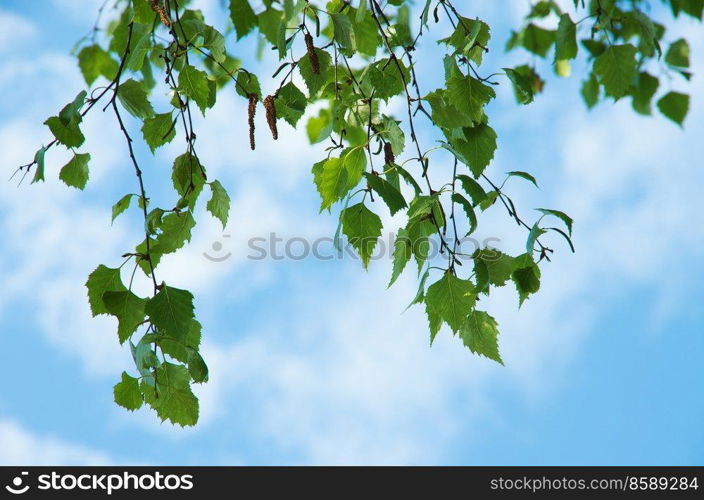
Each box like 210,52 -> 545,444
0,0 -> 702,465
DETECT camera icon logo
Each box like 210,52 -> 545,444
5,472 -> 30,495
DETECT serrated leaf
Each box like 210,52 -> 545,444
45,116 -> 84,148
172,152 -> 206,210
451,193 -> 478,235
332,13 -> 356,54
389,227 -> 412,287
425,272 -> 476,333
475,249 -> 514,287
456,174 -> 487,206
365,173 -> 407,216
274,81 -> 307,127
141,112 -> 175,153
78,45 -> 118,85
511,253 -> 541,306
229,0 -> 258,39
316,157 -> 348,210
341,203 -> 383,269
145,286 -> 195,339
460,310 -> 503,364
452,124 -> 498,178
117,79 -> 155,119
207,180 -> 230,228
298,48 -> 331,97
59,152 -> 90,190
141,362 -> 198,426
594,44 -> 638,99
114,372 -> 143,411
153,212 -> 196,255
178,65 -> 211,114
446,67 -> 496,123
86,265 -> 126,316
103,290 -> 147,343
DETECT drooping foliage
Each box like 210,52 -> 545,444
14,0 -> 700,425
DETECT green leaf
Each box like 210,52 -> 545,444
593,44 -> 638,99
31,147 -> 46,184
665,38 -> 690,68
425,272 -> 476,333
526,223 -> 547,254
85,265 -> 127,316
521,24 -> 556,57
460,310 -> 503,364
456,174 -> 487,206
341,203 -> 383,269
103,290 -> 148,343
113,372 -> 143,411
581,72 -> 600,108
298,48 -> 332,97
365,173 -> 407,216
207,180 -> 230,228
188,351 -> 209,383
342,147 -> 367,189
630,72 -> 659,115
306,109 -> 333,144
158,319 -> 202,363
141,112 -> 176,153
389,227 -> 412,288
452,124 -> 498,178
178,65 -> 211,114
506,171 -> 539,188
555,14 -> 577,61
504,67 -> 534,105
657,91 -> 689,126
141,362 -> 199,426
59,153 -> 90,190
536,208 -> 573,236
112,194 -> 134,222
315,157 -> 348,210
117,79 -> 155,119
229,0 -> 258,39
451,193 -> 478,235
475,249 -> 514,287
446,69 -> 496,123
45,115 -> 84,148
332,13 -> 356,54
77,45 -> 118,85
511,254 -> 541,306
172,152 -> 206,210
153,212 -> 196,255
145,286 -> 195,340
274,81 -> 307,127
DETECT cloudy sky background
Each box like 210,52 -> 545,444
0,0 -> 702,465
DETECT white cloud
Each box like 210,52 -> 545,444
0,419 -> 111,465
0,10 -> 36,52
